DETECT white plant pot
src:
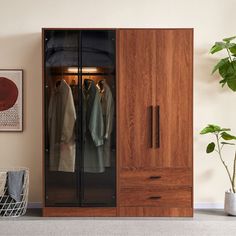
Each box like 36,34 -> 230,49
224,191 -> 236,216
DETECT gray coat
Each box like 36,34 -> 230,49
98,81 -> 114,167
83,80 -> 105,173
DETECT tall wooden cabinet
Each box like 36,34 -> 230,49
118,29 -> 193,216
42,28 -> 193,217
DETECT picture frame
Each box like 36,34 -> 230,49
0,69 -> 23,131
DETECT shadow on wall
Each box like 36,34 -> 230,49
195,169 -> 220,203
198,169 -> 214,182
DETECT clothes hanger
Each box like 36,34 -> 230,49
97,79 -> 105,92
84,78 -> 93,91
70,79 -> 76,86
84,77 -> 93,82
55,67 -> 64,87
55,79 -> 61,87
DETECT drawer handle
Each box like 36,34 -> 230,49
149,196 -> 162,200
149,176 -> 161,179
150,106 -> 155,148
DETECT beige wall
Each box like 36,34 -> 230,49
0,0 -> 235,207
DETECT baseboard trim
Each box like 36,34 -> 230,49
194,203 -> 224,209
28,202 -> 42,209
27,202 -> 224,209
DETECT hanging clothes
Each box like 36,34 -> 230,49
97,80 -> 114,167
48,79 -> 76,172
83,79 -> 105,173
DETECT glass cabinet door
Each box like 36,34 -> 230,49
44,30 -> 80,206
44,29 -> 116,207
80,30 -> 116,206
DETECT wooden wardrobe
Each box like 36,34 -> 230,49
42,28 -> 193,217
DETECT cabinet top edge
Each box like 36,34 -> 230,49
42,28 -> 194,31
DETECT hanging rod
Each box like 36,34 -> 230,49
48,72 -> 115,76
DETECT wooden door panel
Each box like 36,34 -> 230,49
118,29 -> 157,169
156,29 -> 193,168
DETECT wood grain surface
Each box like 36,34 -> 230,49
43,207 -> 117,217
155,29 -> 193,168
118,29 -> 157,169
117,29 -> 193,216
120,168 -> 192,188
119,187 -> 192,207
42,28 -> 193,217
118,207 -> 193,217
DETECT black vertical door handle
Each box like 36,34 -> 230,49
156,105 -> 160,148
150,106 -> 154,148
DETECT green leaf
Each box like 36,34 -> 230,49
200,125 -> 231,135
223,68 -> 236,91
200,126 -> 216,134
200,124 -> 221,134
227,76 -> 236,91
210,36 -> 236,91
221,132 -> 236,140
211,42 -> 235,50
210,42 -> 226,54
229,45 -> 236,54
212,58 -> 229,74
218,60 -> 236,78
219,78 -> 227,87
218,60 -> 236,91
220,128 -> 231,132
223,36 -> 236,43
206,142 -> 215,153
226,43 -> 236,49
221,142 -> 235,145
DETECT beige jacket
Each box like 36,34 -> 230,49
48,80 -> 76,172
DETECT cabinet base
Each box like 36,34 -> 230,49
42,207 -> 117,217
118,207 -> 193,217
43,207 -> 193,217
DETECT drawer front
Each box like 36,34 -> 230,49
119,187 -> 192,207
120,168 -> 192,188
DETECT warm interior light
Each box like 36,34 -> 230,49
67,67 -> 78,73
67,67 -> 98,73
83,67 -> 98,73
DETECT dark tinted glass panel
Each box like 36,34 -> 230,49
44,29 -> 116,207
81,30 -> 116,206
44,30 -> 79,206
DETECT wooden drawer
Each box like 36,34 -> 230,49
119,187 -> 192,207
120,168 -> 192,188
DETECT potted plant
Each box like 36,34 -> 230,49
210,36 -> 236,91
200,124 -> 236,215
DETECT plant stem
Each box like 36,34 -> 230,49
216,133 -> 235,192
232,152 -> 236,193
226,48 -> 236,71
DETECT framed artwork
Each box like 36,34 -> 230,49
0,69 -> 23,131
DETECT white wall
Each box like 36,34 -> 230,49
0,0 -> 235,207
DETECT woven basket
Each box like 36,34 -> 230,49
0,167 -> 29,217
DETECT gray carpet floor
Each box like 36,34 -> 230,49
0,209 -> 236,236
